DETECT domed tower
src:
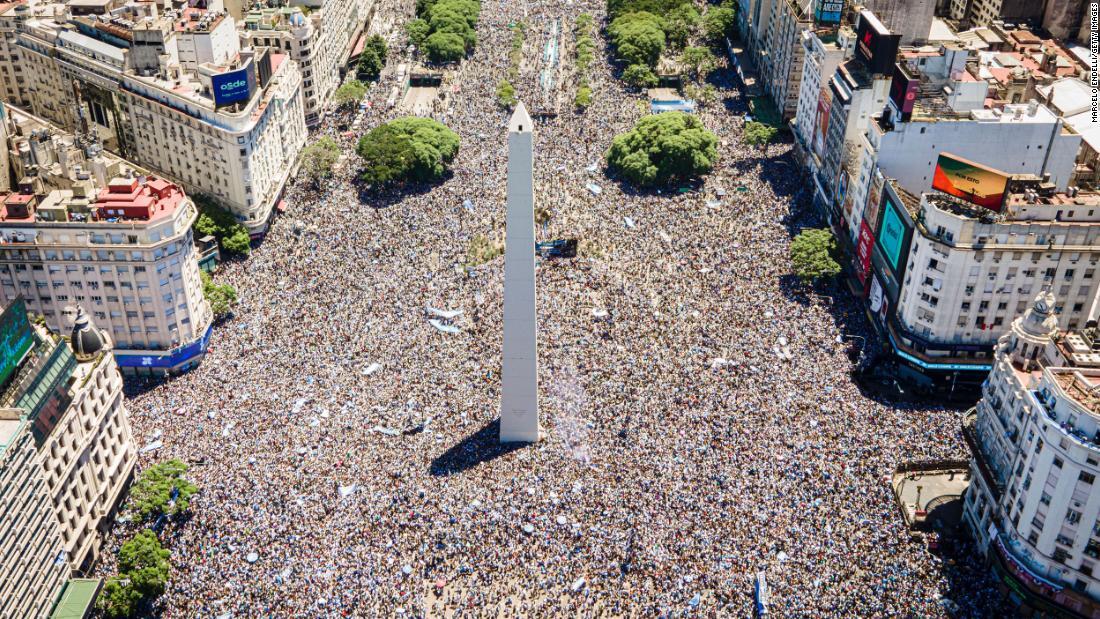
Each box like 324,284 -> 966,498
1006,290 -> 1058,369
69,306 -> 110,362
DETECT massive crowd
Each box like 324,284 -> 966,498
97,0 -> 1008,615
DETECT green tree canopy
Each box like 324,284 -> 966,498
742,120 -> 778,149
622,63 -> 658,88
356,117 -> 460,185
365,34 -> 388,60
428,0 -> 479,27
356,47 -> 383,82
192,198 -> 250,256
790,228 -> 841,284
496,80 -> 516,108
300,136 -> 342,180
424,31 -> 467,62
665,4 -> 699,49
606,112 -> 718,187
607,0 -> 690,20
405,18 -> 430,48
333,80 -> 367,107
680,46 -> 716,81
98,577 -> 142,619
609,11 -> 666,67
703,6 -> 737,45
98,530 -> 172,618
127,459 -> 199,521
201,270 -> 238,318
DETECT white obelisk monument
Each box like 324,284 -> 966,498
500,102 -> 540,443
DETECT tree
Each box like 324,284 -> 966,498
609,11 -> 666,68
192,198 -> 250,257
574,83 -> 593,109
424,31 -> 466,62
665,4 -> 699,49
405,18 -> 430,48
622,63 -> 658,88
98,577 -> 142,619
496,80 -> 516,108
365,34 -> 388,61
790,228 -> 841,284
201,270 -> 238,319
703,6 -> 736,45
333,80 -> 367,108
356,47 -> 383,82
300,136 -> 341,181
742,120 -> 778,151
429,11 -> 476,50
127,459 -> 199,522
606,111 -> 718,187
356,117 -> 460,185
679,46 -> 716,81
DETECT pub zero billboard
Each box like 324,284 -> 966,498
855,10 -> 901,75
211,66 -> 256,108
931,152 -> 1009,212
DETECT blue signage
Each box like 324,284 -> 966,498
211,67 -> 255,107
114,324 -> 213,369
878,198 -> 904,270
815,0 -> 844,24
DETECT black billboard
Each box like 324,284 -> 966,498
855,11 -> 901,75
888,63 -> 919,122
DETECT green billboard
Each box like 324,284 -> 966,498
0,298 -> 35,390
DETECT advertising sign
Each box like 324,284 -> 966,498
813,89 -> 831,159
855,11 -> 902,75
815,0 -> 845,24
0,298 -> 35,389
878,196 -> 906,272
888,63 -> 919,122
855,220 -> 873,285
931,153 -> 1009,211
864,169 -> 885,229
211,66 -> 256,108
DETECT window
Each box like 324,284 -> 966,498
1041,492 -> 1052,506
1053,547 -> 1071,564
1068,509 -> 1082,525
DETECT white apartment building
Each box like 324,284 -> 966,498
867,100 -> 1081,199
757,0 -> 812,121
0,104 -> 213,374
2,0 -> 308,234
964,291 -> 1100,616
0,301 -> 134,617
239,1 -> 366,127
897,188 -> 1100,355
0,409 -> 69,619
792,26 -> 852,166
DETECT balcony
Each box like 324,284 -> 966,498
963,409 -> 1004,501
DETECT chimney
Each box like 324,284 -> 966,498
1028,99 -> 1039,116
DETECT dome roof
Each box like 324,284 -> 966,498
288,11 -> 305,26
1020,289 -> 1058,339
70,306 -> 107,361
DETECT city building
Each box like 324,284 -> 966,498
756,0 -> 813,121
947,0 -> 1044,29
1037,78 -> 1100,190
855,167 -> 1100,394
0,0 -> 308,234
963,291 -> 1100,617
1043,0 -> 1095,43
0,297 -> 133,618
241,0 -> 371,126
0,103 -> 214,374
860,0 -> 935,45
791,24 -> 853,167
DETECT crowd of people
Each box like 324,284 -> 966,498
96,0 -> 1009,615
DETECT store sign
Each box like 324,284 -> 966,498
211,67 -> 256,107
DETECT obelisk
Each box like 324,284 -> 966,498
500,102 -> 540,443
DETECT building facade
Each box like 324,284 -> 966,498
1,0 -> 308,234
964,292 -> 1100,617
0,104 -> 213,374
0,299 -> 135,616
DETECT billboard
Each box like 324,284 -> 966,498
211,65 -> 256,108
855,11 -> 901,75
888,63 -> 919,122
855,220 -> 874,285
815,0 -> 845,24
813,89 -> 831,159
864,169 -> 885,229
0,298 -> 35,389
931,153 -> 1010,211
877,192 -> 907,273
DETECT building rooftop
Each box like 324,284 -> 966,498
1053,370 -> 1100,416
0,409 -> 24,458
49,579 -> 101,619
